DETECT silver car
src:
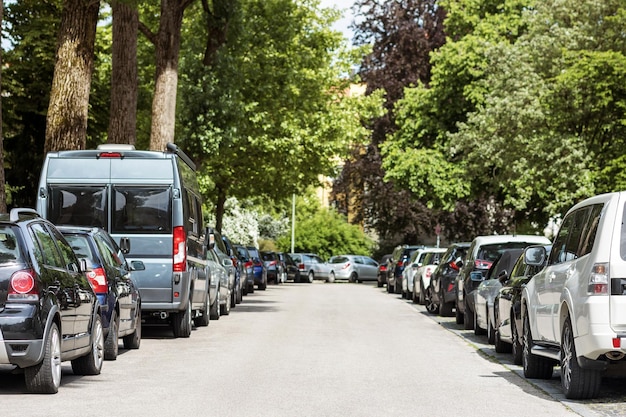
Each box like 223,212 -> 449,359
291,253 -> 335,283
328,255 -> 379,283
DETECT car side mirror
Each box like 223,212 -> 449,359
222,258 -> 233,268
470,271 -> 483,282
524,246 -> 546,267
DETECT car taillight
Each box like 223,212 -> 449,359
589,263 -> 608,295
380,266 -> 387,272
447,282 -> 455,293
425,267 -> 433,279
268,260 -> 277,266
299,263 -> 304,269
398,260 -> 404,267
245,261 -> 253,269
173,226 -> 186,272
87,267 -> 108,293
97,152 -> 123,158
449,261 -> 459,271
342,263 -> 351,270
8,270 -> 39,301
474,259 -> 492,270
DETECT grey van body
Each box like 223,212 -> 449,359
36,143 -> 210,338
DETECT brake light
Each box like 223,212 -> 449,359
87,267 -> 108,293
173,226 -> 186,272
398,260 -> 404,267
474,259 -> 492,270
268,260 -> 277,266
97,152 -> 123,158
380,265 -> 387,272
589,263 -> 608,295
342,263 -> 351,270
299,263 -> 305,269
245,260 -> 253,269
449,261 -> 459,271
447,282 -> 455,293
8,270 -> 39,301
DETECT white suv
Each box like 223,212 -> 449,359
521,191 -> 626,400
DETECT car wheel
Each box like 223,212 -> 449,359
561,316 -> 601,399
326,271 -> 335,283
349,272 -> 357,283
230,287 -> 236,307
510,317 -> 521,363
522,312 -> 553,379
210,291 -> 220,320
247,283 -> 255,294
487,313 -> 495,344
377,279 -> 383,288
71,314 -> 104,376
464,300 -> 475,330
123,305 -> 142,349
418,282 -> 426,305
24,322 -> 62,394
425,287 -> 439,315
172,298 -> 192,338
194,292 -> 210,327
259,281 -> 267,290
474,308 -> 485,335
438,300 -> 453,317
386,280 -> 392,293
307,271 -> 314,283
236,284 -> 243,304
220,291 -> 231,315
104,310 -> 119,360
455,299 -> 464,324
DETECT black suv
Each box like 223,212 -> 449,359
386,245 -> 424,294
0,208 -> 103,393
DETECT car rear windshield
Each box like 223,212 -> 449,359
112,186 -> 172,234
329,256 -> 349,263
0,227 -> 21,264
63,234 -> 96,264
477,242 -> 537,262
261,252 -> 277,261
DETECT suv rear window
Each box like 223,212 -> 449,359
112,186 -> 172,234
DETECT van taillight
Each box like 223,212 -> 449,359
589,263 -> 608,295
97,152 -> 123,158
87,267 -> 108,293
8,270 -> 39,301
173,226 -> 186,272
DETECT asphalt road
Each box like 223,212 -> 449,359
1,281 -> 624,416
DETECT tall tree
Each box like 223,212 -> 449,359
139,0 -> 195,151
108,0 -> 139,145
0,0 -> 6,213
44,0 -> 100,153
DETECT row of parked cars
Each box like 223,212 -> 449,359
379,190 -> 626,400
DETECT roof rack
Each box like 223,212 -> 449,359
10,208 -> 40,222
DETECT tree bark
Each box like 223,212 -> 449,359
149,0 -> 194,151
0,0 -> 6,212
108,0 -> 138,145
44,0 -> 100,153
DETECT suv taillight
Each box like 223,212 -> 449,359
8,270 -> 39,301
87,267 -> 108,293
173,226 -> 186,272
589,263 -> 608,295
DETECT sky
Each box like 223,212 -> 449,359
320,0 -> 356,43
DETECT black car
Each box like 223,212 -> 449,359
221,234 -> 243,305
58,226 -> 143,360
494,245 -> 552,364
234,244 -> 254,294
261,251 -> 283,284
278,252 -> 300,282
386,245 -> 424,294
425,242 -> 470,316
0,208 -> 103,393
376,254 -> 392,288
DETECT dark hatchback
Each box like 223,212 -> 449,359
261,251 -> 283,284
0,209 -> 104,393
58,226 -> 143,360
425,242 -> 470,316
278,252 -> 300,282
247,246 -> 267,290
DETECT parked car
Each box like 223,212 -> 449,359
278,252 -> 300,282
210,228 -> 237,309
37,142 -> 210,338
234,244 -> 254,294
328,255 -> 379,283
520,191 -> 626,400
376,254 -> 392,287
247,246 -> 268,290
261,251 -> 284,284
425,242 -> 470,316
402,247 -> 443,299
473,248 -> 524,341
221,234 -> 243,304
206,229 -> 234,318
494,245 -> 551,364
0,208 -> 104,393
291,253 -> 336,283
455,234 -> 551,331
412,248 -> 447,304
387,244 -> 424,294
59,226 -> 143,360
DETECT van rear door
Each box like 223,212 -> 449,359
610,195 -> 626,334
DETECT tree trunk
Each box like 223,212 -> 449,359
215,185 -> 227,234
108,0 -> 138,145
0,0 -> 6,212
44,0 -> 100,153
149,0 -> 193,151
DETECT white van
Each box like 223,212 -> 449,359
521,191 -> 626,399
36,143 -> 214,338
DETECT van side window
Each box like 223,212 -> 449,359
112,186 -> 172,234
184,189 -> 197,235
48,185 -> 107,228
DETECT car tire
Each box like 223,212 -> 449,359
327,271 -> 335,283
474,308 -> 485,335
418,282 -> 426,305
349,272 -> 357,283
464,300 -> 475,330
71,314 -> 104,376
194,293 -> 210,327
425,287 -> 439,315
377,279 -> 383,288
220,294 -> 231,315
210,291 -> 220,320
104,310 -> 119,360
247,283 -> 255,294
522,312 -> 554,379
511,317 -> 522,364
123,305 -> 142,349
386,280 -> 392,293
455,300 -> 464,324
24,322 -> 62,394
438,300 -> 453,317
487,313 -> 495,344
561,317 -> 601,399
307,271 -> 314,283
172,298 -> 192,338
236,284 -> 243,304
230,287 -> 236,308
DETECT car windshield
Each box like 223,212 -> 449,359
0,227 -> 21,264
329,256 -> 349,263
477,242 -> 538,262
